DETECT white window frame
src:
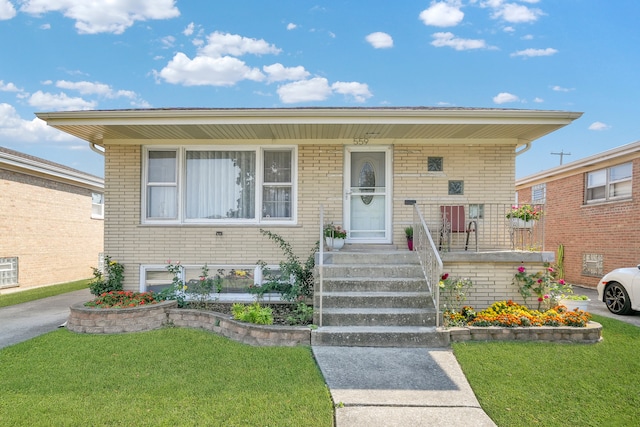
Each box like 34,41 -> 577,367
585,162 -> 632,203
0,257 -> 18,288
91,192 -> 105,219
142,146 -> 297,225
532,183 -> 546,205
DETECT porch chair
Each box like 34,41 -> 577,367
438,205 -> 477,251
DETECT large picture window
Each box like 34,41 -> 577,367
586,162 -> 632,203
143,147 -> 295,224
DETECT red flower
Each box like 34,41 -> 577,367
441,273 -> 449,280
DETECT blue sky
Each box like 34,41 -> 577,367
0,0 -> 638,179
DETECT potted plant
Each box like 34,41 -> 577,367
324,223 -> 347,251
404,226 -> 414,251
506,204 -> 542,228
558,294 -> 590,312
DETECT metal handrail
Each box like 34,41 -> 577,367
413,204 -> 444,327
318,205 -> 324,327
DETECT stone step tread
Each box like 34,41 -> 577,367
320,291 -> 431,297
321,307 -> 435,314
314,325 -> 438,333
321,277 -> 426,282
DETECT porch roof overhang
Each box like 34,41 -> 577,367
35,107 -> 582,147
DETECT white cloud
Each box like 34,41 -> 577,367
521,34 -> 534,40
533,97 -> 543,103
492,3 -> 543,23
365,32 -> 394,49
0,80 -> 21,92
183,22 -> 195,36
158,52 -> 264,86
55,80 -> 136,99
511,47 -> 558,57
419,2 -> 464,27
588,121 -> 611,131
0,103 -> 74,142
287,23 -> 297,30
277,77 -> 333,103
431,32 -> 486,50
551,85 -> 572,92
161,35 -> 176,49
263,63 -> 310,83
331,81 -> 372,102
199,31 -> 281,58
40,23 -> 51,30
503,26 -> 515,32
493,92 -> 520,104
28,90 -> 97,110
19,0 -> 180,34
0,0 -> 16,20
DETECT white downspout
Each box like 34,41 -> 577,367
515,141 -> 531,156
90,142 -> 105,156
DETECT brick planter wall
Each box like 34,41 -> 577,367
446,321 -> 602,344
67,300 -> 178,334
66,302 -> 311,346
167,309 -> 311,347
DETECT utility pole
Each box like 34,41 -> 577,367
551,150 -> 571,165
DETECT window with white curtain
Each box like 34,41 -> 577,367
143,146 -> 295,224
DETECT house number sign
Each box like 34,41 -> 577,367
352,137 -> 369,145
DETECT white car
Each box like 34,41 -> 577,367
597,265 -> 640,315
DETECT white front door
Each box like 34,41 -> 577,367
345,146 -> 392,244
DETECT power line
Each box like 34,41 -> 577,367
551,150 -> 571,165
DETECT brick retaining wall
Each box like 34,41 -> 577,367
167,309 -> 311,346
447,321 -> 602,344
67,302 -> 601,345
67,300 -> 178,334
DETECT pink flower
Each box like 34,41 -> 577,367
548,267 -> 554,272
544,294 -> 549,299
558,279 -> 566,285
518,266 -> 526,273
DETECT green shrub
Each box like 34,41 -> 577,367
286,303 -> 314,325
89,256 -> 124,296
232,303 -> 274,325
257,229 -> 318,302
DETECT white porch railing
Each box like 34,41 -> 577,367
412,204 -> 444,327
318,205 -> 325,327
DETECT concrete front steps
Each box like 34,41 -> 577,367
312,246 -> 447,347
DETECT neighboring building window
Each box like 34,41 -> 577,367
586,162 -> 632,203
448,180 -> 464,195
469,204 -> 484,219
91,192 -> 104,219
427,157 -> 443,172
143,147 -> 296,224
531,183 -> 546,205
582,253 -> 604,277
0,257 -> 18,288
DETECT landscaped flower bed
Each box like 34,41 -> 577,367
445,300 -> 592,328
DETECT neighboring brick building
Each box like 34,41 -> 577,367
0,147 -> 104,291
516,141 -> 640,288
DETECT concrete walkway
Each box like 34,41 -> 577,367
0,288 -> 91,350
313,346 -> 497,426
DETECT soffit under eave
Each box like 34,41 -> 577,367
53,122 -> 569,145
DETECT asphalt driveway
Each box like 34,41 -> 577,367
0,288 -> 91,350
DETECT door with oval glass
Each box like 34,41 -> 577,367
345,147 -> 392,243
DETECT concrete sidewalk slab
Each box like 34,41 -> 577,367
313,346 -> 496,426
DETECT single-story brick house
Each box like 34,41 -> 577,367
36,107 -> 582,309
0,146 -> 104,291
516,140 -> 640,288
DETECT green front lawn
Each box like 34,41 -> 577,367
0,328 -> 333,427
0,279 -> 90,308
454,314 -> 640,426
